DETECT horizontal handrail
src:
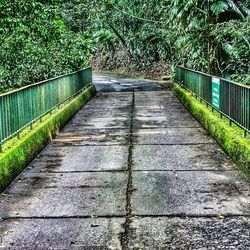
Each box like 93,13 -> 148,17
175,66 -> 250,136
177,66 -> 250,89
0,67 -> 92,151
0,68 -> 92,97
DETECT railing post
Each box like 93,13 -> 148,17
176,66 -> 249,137
243,130 -> 248,138
0,68 -> 91,148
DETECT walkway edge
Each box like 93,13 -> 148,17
0,84 -> 96,192
172,83 -> 250,179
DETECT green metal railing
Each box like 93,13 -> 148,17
176,66 -> 250,136
0,67 -> 92,151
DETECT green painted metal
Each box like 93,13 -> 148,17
176,66 -> 250,135
212,77 -> 221,109
0,68 -> 92,151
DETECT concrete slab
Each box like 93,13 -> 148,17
84,101 -> 132,112
77,108 -> 130,119
131,171 -> 250,216
134,91 -> 177,104
85,99 -> 132,107
0,172 -> 127,218
93,74 -> 162,92
133,144 -> 234,171
134,99 -> 194,116
29,145 -> 129,172
128,217 -> 250,249
55,128 -> 130,145
135,99 -> 181,108
134,104 -> 191,116
134,115 -> 200,128
0,218 -> 125,249
135,90 -> 174,98
134,128 -> 215,145
78,105 -> 131,117
1,73 -> 249,249
62,92 -> 132,129
89,91 -> 133,102
69,117 -> 131,129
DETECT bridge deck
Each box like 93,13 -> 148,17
0,74 -> 249,249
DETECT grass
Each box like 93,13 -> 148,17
172,83 -> 250,179
0,85 -> 96,192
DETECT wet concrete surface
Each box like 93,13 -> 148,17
134,127 -> 215,145
131,171 -> 250,216
0,73 -> 249,249
0,172 -> 127,218
54,128 -> 130,146
128,217 -> 250,249
133,144 -> 234,171
93,74 -> 162,92
30,145 -> 129,172
0,218 -> 125,249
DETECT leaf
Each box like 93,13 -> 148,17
222,42 -> 240,59
211,1 -> 229,15
175,37 -> 189,49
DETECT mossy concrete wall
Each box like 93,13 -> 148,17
0,85 -> 96,192
172,83 -> 250,178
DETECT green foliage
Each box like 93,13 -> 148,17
168,0 -> 250,76
0,85 -> 95,191
0,0 -> 249,88
173,83 -> 250,178
211,1 -> 229,15
0,0 -> 93,92
61,0 -> 249,84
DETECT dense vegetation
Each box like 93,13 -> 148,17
0,0 -> 249,91
0,0 -> 93,92
61,0 -> 249,83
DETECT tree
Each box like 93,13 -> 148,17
0,0 -> 93,92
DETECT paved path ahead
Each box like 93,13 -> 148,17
0,74 -> 250,249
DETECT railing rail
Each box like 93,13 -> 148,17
0,67 -> 92,151
175,66 -> 250,136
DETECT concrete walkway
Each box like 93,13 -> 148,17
0,74 -> 249,249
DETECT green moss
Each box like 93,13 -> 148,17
172,83 -> 250,179
0,85 -> 96,191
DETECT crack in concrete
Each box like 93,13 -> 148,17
133,142 -> 217,146
121,91 -> 135,250
51,142 -> 217,147
0,215 -> 126,221
130,214 -> 250,218
1,77 -> 249,249
31,170 -> 129,174
2,214 -> 250,222
131,169 -> 236,172
53,143 -> 131,147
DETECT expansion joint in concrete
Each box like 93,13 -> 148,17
130,214 -> 250,218
121,91 -> 135,250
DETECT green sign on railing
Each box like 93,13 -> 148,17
176,66 -> 250,136
212,77 -> 221,109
